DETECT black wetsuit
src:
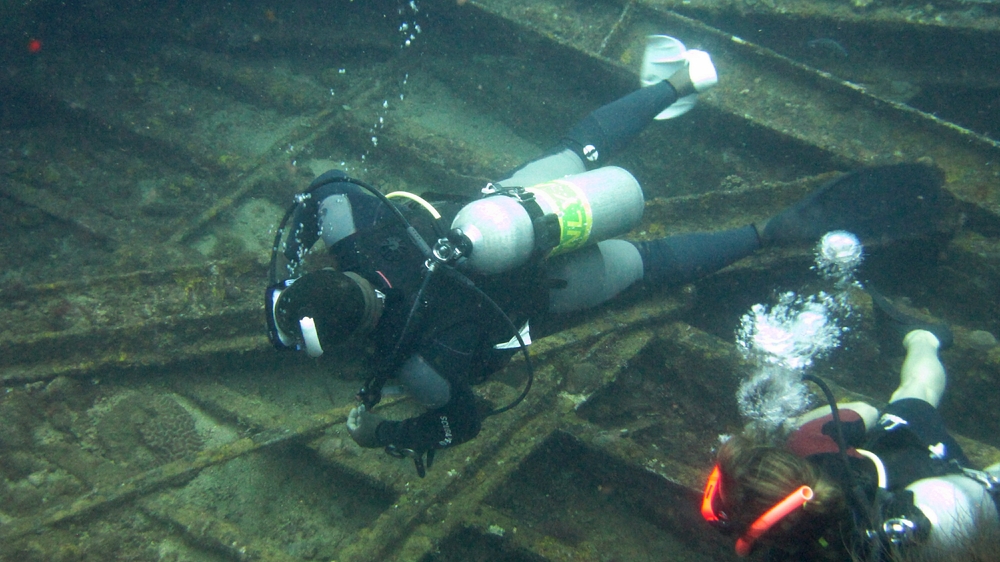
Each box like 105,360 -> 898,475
320,81 -> 691,454
328,188 -> 545,453
292,79 -> 763,455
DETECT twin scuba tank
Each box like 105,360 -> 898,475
449,166 -> 645,274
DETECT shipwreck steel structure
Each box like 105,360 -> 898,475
1,0 -> 999,560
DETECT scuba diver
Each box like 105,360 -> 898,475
702,295 -> 1000,561
264,36 -> 948,477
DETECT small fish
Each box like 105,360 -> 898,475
806,38 -> 849,59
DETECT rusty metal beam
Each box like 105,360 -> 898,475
643,0 -> 1000,35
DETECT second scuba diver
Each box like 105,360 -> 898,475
265,37 -> 948,477
702,294 -> 1000,561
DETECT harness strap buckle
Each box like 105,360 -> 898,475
882,518 -> 919,545
962,467 -> 1000,493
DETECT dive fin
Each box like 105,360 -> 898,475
761,163 -> 946,245
868,289 -> 953,350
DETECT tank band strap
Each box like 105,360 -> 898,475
489,188 -> 561,254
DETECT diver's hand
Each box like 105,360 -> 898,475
347,405 -> 385,448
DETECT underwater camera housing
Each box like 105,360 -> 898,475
264,170 -> 409,354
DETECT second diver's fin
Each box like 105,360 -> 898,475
761,163 -> 946,246
868,289 -> 953,350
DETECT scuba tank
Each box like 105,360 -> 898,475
449,166 -> 645,275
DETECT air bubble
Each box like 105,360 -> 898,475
735,290 -> 854,432
737,292 -> 846,371
814,230 -> 863,287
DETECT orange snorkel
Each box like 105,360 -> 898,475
702,465 -> 815,556
701,464 -> 726,524
734,485 -> 814,556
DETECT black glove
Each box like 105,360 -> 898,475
346,405 -> 386,448
385,444 -> 437,478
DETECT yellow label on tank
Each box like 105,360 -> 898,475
527,179 -> 593,256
